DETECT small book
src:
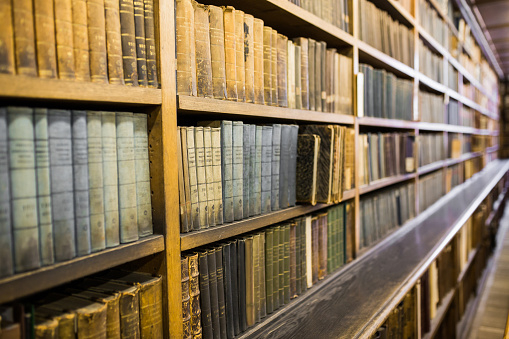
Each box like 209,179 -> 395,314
175,0 -> 196,94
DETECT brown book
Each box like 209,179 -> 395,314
55,0 -> 76,80
104,0 -> 125,84
311,216 -> 319,284
296,134 -> 320,205
243,14 -> 255,103
180,127 -> 193,230
182,257 -> 192,339
176,0 -> 196,94
245,235 -> 255,327
253,18 -> 265,105
223,6 -> 237,101
262,27 -> 272,105
35,307 -> 76,339
144,0 -> 158,87
272,226 -> 280,310
344,128 -> 354,190
34,317 -> 58,339
0,0 -> 15,74
87,0 -> 108,83
12,0 -> 37,76
33,0 -> 57,78
271,29 -> 278,106
294,44 -> 302,109
331,125 -> 340,203
318,213 -> 327,280
277,34 -> 288,107
293,38 -> 309,110
188,253 -> 202,337
208,5 -> 226,99
71,0 -> 91,81
133,0 -> 148,86
234,10 -> 246,102
259,232 -> 267,318
194,2 -> 213,98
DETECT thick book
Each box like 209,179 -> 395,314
288,125 -> 299,206
87,0 -> 108,83
223,6 -> 237,101
259,232 -> 267,318
0,0 -> 15,74
253,126 -> 262,215
271,29 -> 278,106
194,2 -> 213,98
271,124 -> 281,211
248,125 -> 256,217
287,41 -> 295,109
209,5 -> 226,99
210,127 -> 223,225
232,121 -> 243,221
71,0 -> 91,81
279,125 -> 290,209
33,0 -> 57,78
293,38 -> 309,110
199,252 -> 213,339
253,19 -> 265,105
102,112 -> 120,247
144,0 -> 158,87
48,109 -> 76,261
245,236 -> 255,327
203,127 -> 216,227
194,127 -> 209,228
296,134 -> 320,205
308,39 -> 316,111
229,240 -> 240,335
214,247 -> 227,338
188,253 -> 202,337
236,238 -> 247,332
242,124 -> 251,219
54,0 -> 76,80
176,0 -> 196,94
261,126 -> 272,214
263,27 -> 273,105
12,0 -> 37,76
264,228 -> 274,314
104,0 -> 124,84
277,34 -> 288,107
71,111 -> 91,256
234,10 -> 246,102
206,249 -> 221,339
133,0 -> 148,86
0,108 -> 13,277
243,14 -> 254,103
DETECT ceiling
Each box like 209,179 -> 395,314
470,0 -> 509,79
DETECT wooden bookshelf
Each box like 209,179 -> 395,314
418,160 -> 448,176
422,290 -> 456,339
357,116 -> 417,129
359,173 -> 416,195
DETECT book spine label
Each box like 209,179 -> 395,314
87,111 -> 106,251
143,0 -> 158,87
221,121 -> 234,222
277,34 -> 288,107
71,0 -> 91,81
234,10 -> 245,102
199,252 -> 213,339
271,125 -> 281,211
261,126 -> 272,214
55,0 -> 76,80
34,109 -> 54,265
102,112 -> 120,247
232,121 -> 243,221
242,124 -> 250,219
0,108 -> 13,276
194,2 -> 213,97
253,126 -> 262,215
48,110 -> 76,261
134,0 -> 148,86
203,127 -> 216,227
265,229 -> 273,314
243,15 -> 255,103
0,0 -> 15,74
117,113 -> 139,242
87,0 -> 108,83
209,5 -> 226,99
253,18 -> 265,105
12,0 -> 37,76
104,0 -> 125,84
248,125 -> 256,217
33,0 -> 57,78
263,27 -> 272,105
210,127 -> 223,225
72,111 -> 91,256
133,114 -> 152,236
223,7 -> 237,101
271,30 -> 278,106
120,0 -> 140,86
194,127 -> 209,228
186,126 -> 200,229
175,0 -> 196,94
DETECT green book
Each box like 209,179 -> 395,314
327,207 -> 333,274
259,232 -> 267,318
279,224 -> 285,304
272,225 -> 280,310
283,224 -> 290,304
264,228 -> 273,314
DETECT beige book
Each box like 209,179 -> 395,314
287,40 -> 295,109
234,10 -> 246,102
209,5 -> 226,99
243,14 -> 255,103
263,27 -> 272,105
253,18 -> 265,105
203,127 -> 216,226
194,2 -> 213,98
271,29 -> 278,106
176,0 -> 197,95
222,6 -> 237,100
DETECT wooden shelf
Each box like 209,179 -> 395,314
419,28 -> 449,58
177,95 -> 355,124
370,0 -> 416,27
358,117 -> 417,129
359,173 -> 416,195
457,246 -> 479,284
422,290 -> 456,339
418,160 -> 447,176
417,74 -> 448,94
0,235 -> 165,304
358,40 -> 416,78
445,152 -> 483,167
0,74 -> 162,105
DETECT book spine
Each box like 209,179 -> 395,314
102,112 -> 120,247
33,0 -> 57,78
139,278 -> 163,339
119,288 -> 141,338
180,127 -> 193,232
199,252 -> 213,339
177,127 -> 189,233
305,216 -> 312,288
12,0 -> 37,76
0,108 -> 13,277
253,126 -> 262,215
232,121 -> 243,221
194,2 -> 213,97
263,27 -> 272,105
209,5 -> 226,99
287,40 -> 295,109
229,240 -> 240,335
243,14 -> 255,104
133,0 -> 148,86
77,302 -> 108,338
289,223 -> 297,298
223,7 -> 237,101
87,111 -> 106,251
265,228 -> 273,314
87,0 -> 108,83
271,29 -> 278,106
259,232 -> 267,318
34,109 -> 54,265
221,121 -> 234,223
288,125 -> 298,206
71,0 -> 91,81
318,214 -> 327,279
104,0 -> 125,84
143,0 -> 158,87
312,217 -> 319,284
215,247 -> 227,338
194,127 -> 209,228
253,18 -> 265,105
279,125 -> 290,209
271,124 -> 281,211
234,10 -> 245,102
175,0 -> 195,94
248,125 -> 256,217
72,111 -> 91,256
222,244 -> 233,338
277,34 -> 288,107
278,224 -> 285,304
207,250 -> 221,339
294,44 -> 302,109
55,0 -> 76,80
308,39 -> 315,111
283,224 -> 290,304
188,253 -> 202,337
245,236 -> 255,327
210,127 -> 223,225
203,127 -> 216,227
35,319 -> 58,338
0,0 -> 15,74
272,226 -> 280,310
186,126 -> 200,229
300,217 -> 307,292
242,124 -> 250,219
133,114 -> 153,236
116,112 -> 139,242
295,38 -> 309,109
261,126 -> 272,214
253,233 -> 261,323
295,218 -> 301,295
314,42 -> 322,111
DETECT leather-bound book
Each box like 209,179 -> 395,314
253,18 -> 265,105
209,5 -> 226,99
272,226 -> 280,310
278,224 -> 285,304
33,0 -> 57,78
185,127 -> 200,229
12,0 -> 37,76
276,34 -> 288,107
327,206 -> 334,273
194,2 -> 213,98
35,305 -> 76,339
296,134 -> 320,205
300,217 -> 308,293
261,126 -> 272,214
318,213 -> 327,280
263,27 -> 272,105
133,0 -> 148,86
237,238 -> 247,332
214,247 -> 227,338
288,125 -> 298,207
244,236 -> 254,327
0,108 -> 12,277
289,222 -> 297,298
259,232 -> 267,318
314,41 -> 322,112
295,217 -> 302,295
0,0 -> 15,74
223,6 -> 237,101
104,0 -> 124,84
264,228 -> 274,314
270,29 -> 278,106
253,233 -> 261,323
311,216 -> 319,285
232,121 -> 244,221
144,0 -> 158,87
178,128 -> 190,232
188,253 -> 202,337
87,0 -> 108,83
242,124 -> 251,219
199,252 -> 213,339
206,249 -> 221,339
34,317 -> 58,339
271,124 -> 281,211
287,41 -> 295,109
283,224 -> 291,304
210,127 -> 223,225
71,0 -> 91,81
294,44 -> 302,109
181,257 -> 191,338
234,10 -> 245,102
243,14 -> 255,103
308,39 -> 315,111
176,0 -> 196,94
203,127 -> 216,226
279,125 -> 291,209
293,38 -> 309,110
229,240 -> 240,335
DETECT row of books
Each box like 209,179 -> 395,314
446,164 -> 463,193
419,133 -> 445,167
175,0 -> 353,115
358,0 -> 415,67
0,270 -> 163,339
181,203 -> 354,339
359,64 -> 413,121
419,40 -> 443,84
358,132 -> 415,186
447,99 -> 460,125
288,0 -> 350,33
419,0 -> 450,49
372,286 -> 417,338
419,90 -> 444,124
1,0 -> 157,87
0,107 -> 152,277
447,63 -> 459,92
464,157 -> 483,180
419,170 -> 445,213
359,182 -> 415,249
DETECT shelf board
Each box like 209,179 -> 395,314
0,235 -> 165,304
359,173 -> 416,195
457,246 -> 479,284
358,40 -> 416,78
0,74 -> 162,105
370,0 -> 415,27
418,160 -> 447,176
419,28 -> 449,58
358,117 -> 417,129
417,74 -> 447,94
422,290 -> 456,339
444,152 -> 483,167
177,96 -> 355,124
486,145 -> 499,154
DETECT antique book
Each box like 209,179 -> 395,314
232,121 -> 244,221
294,45 -> 302,109
243,14 -> 255,104
234,10 -> 246,102
102,112 -> 120,247
272,226 -> 280,310
71,111 -> 91,256
271,29 -> 278,106
300,217 -> 308,292
236,238 -> 246,332
116,112 -> 138,242
295,218 -> 302,295
263,27 -> 272,105
72,0 -> 91,81
104,0 -> 124,84
0,109 -> 13,277
277,34 -> 288,107
176,0 -> 196,94
311,216 -> 319,284
133,114 -> 153,236
253,19 -> 265,105
210,127 -> 223,225
133,0 -> 148,86
188,253 -> 202,337
144,0 -> 158,87
55,0 -> 76,80
203,127 -> 216,227
221,243 -> 233,338
283,224 -> 290,304
278,224 -> 285,304
229,240 -> 240,335
271,124 -> 281,211
279,125 -> 291,209
206,249 -> 220,339
12,0 -> 37,76
223,6 -> 237,101
293,38 -> 309,110
242,124 -> 251,219
259,232 -> 267,318
287,41 -> 295,109
194,127 -> 209,228
199,252 -> 213,339
245,236 -> 255,327
289,223 -> 297,298
0,0 -> 15,74
186,126 -> 200,229
182,256 -> 192,338
209,5 -> 226,99
308,39 -> 316,111
265,228 -> 274,314
248,125 -> 256,217
288,125 -> 299,207
318,213 -> 327,280
180,127 -> 193,231
251,126 -> 263,216
314,41 -> 322,111
305,216 -> 313,288
194,2 -> 213,98
87,0 -> 108,83
261,126 -> 272,214
253,233 -> 261,323
215,247 -> 227,338
48,109 -> 76,261
296,134 -> 320,205
35,307 -> 74,339
33,0 -> 57,78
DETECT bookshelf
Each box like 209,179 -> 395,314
0,0 -> 505,337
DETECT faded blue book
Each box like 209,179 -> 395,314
232,121 -> 243,221
271,124 -> 281,211
0,108 -> 13,277
279,125 -> 291,209
261,126 -> 272,214
243,124 -> 250,219
248,124 -> 256,217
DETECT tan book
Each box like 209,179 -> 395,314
287,40 -> 295,109
87,0 -> 108,83
234,10 -> 246,102
181,256 -> 192,339
180,127 -> 193,230
12,0 -> 37,76
253,18 -> 265,105
277,34 -> 288,107
72,0 -> 91,81
262,27 -> 272,105
176,0 -> 197,95
223,6 -> 237,101
243,14 -> 255,103
33,0 -> 57,78
0,0 -> 15,74
294,44 -> 302,110
35,307 -> 76,339
104,0 -> 124,84
271,29 -> 278,106
293,38 -> 309,110
55,0 -> 76,80
208,5 -> 226,99
194,2 -> 213,98
344,128 -> 355,190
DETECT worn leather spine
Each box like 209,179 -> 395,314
0,0 -> 15,74
243,14 -> 255,103
144,0 -> 158,87
72,0 -> 91,81
208,5 -> 226,99
120,0 -> 140,86
55,0 -> 76,80
234,10 -> 245,102
194,2 -> 213,98
277,34 -> 288,107
134,0 -> 148,86
223,7 -> 237,101
262,27 -> 272,105
12,0 -> 37,76
87,0 -> 108,83
104,0 -> 125,84
253,18 -> 264,105
33,0 -> 57,78
270,29 -> 278,106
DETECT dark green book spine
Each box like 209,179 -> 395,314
278,224 -> 285,304
215,247 -> 227,339
295,218 -> 302,295
221,243 -> 234,339
272,226 -> 280,310
206,250 -> 220,339
230,240 -> 240,335
265,228 -> 273,314
237,238 -> 247,332
199,252 -> 213,339
120,0 -> 138,85
283,224 -> 290,304
339,204 -> 345,267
